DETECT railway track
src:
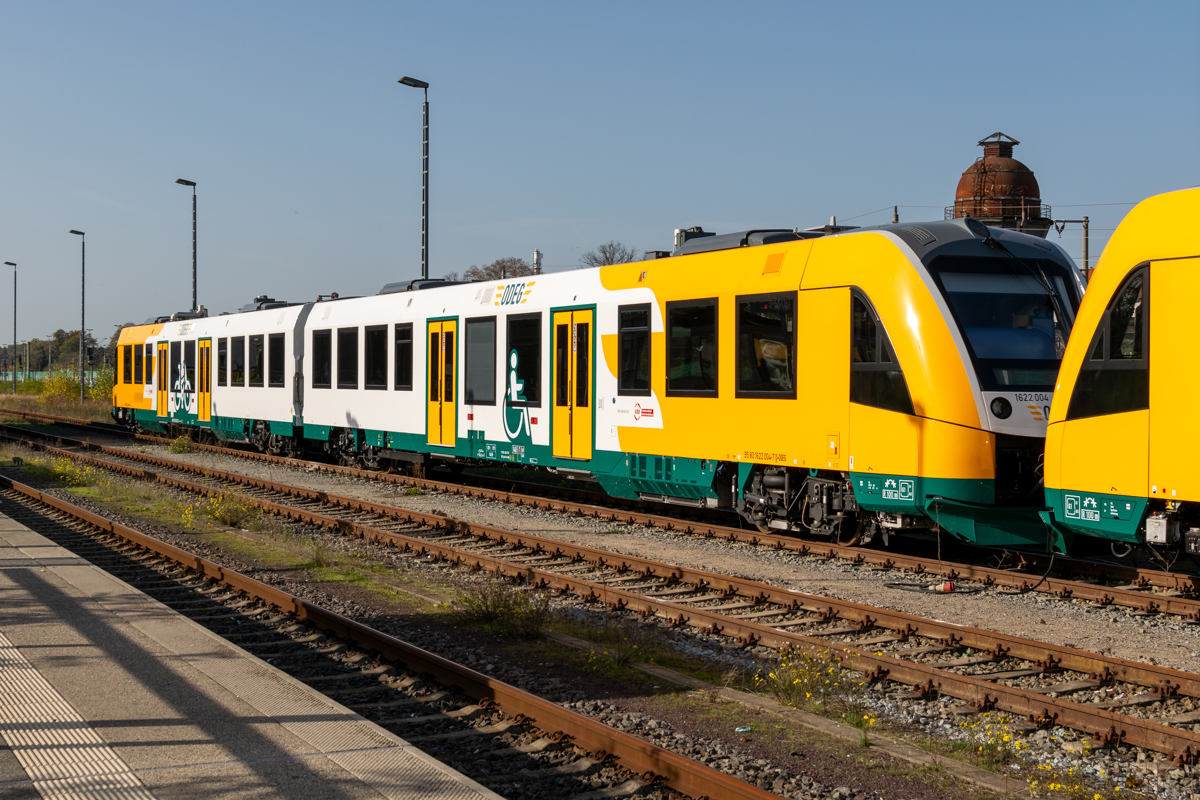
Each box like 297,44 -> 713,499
0,472 -> 786,800
7,423 -> 1200,767
4,405 -> 1198,620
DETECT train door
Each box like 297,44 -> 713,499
552,309 -> 593,460
156,342 -> 168,417
1149,257 -> 1199,500
198,339 -> 212,422
426,320 -> 457,447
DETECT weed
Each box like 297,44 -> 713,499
201,492 -> 258,527
404,487 -> 425,496
706,667 -> 740,703
753,646 -> 862,710
168,435 -> 193,454
307,539 -> 336,568
455,581 -> 552,638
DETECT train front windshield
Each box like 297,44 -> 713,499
930,257 -> 1081,391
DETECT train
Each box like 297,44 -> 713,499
114,210 -> 1094,554
1043,186 -> 1200,557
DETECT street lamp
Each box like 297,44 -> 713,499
398,76 -> 430,280
69,230 -> 85,401
176,179 -> 197,311
3,262 -> 13,395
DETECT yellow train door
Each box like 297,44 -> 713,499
198,339 -> 212,422
552,309 -> 593,460
156,342 -> 168,417
1149,257 -> 1200,501
426,320 -> 457,447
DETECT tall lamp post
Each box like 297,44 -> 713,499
176,179 -> 197,310
69,230 -> 85,401
3,262 -> 13,395
398,76 -> 430,281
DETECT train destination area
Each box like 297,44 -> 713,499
3,6 -> 1198,799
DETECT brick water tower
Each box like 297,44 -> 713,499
947,132 -> 1052,238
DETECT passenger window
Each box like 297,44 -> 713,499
429,332 -> 440,401
850,293 -> 914,415
464,317 -> 496,405
556,324 -> 570,406
442,331 -> 455,402
394,324 -> 413,390
170,342 -> 181,390
1067,267 -> 1149,420
312,330 -> 331,389
144,345 -> 154,387
736,293 -> 796,397
248,335 -> 264,387
575,322 -> 590,406
666,299 -> 717,396
122,345 -> 133,384
217,338 -> 227,386
337,328 -> 358,389
230,337 -> 245,386
506,313 -> 540,406
268,333 -> 286,387
364,325 -> 387,390
185,341 -> 196,393
617,304 -> 651,396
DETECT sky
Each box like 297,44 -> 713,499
1,1 -> 1197,343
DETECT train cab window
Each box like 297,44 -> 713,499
217,338 -> 227,386
1067,267 -> 1149,420
666,299 -> 718,397
185,341 -> 196,393
248,335 -> 264,387
337,327 -> 358,389
144,344 -> 154,387
506,313 -> 540,406
312,330 -> 331,389
736,292 -> 796,398
230,336 -> 245,386
122,345 -> 133,384
170,342 -> 181,390
618,304 -> 651,396
394,323 -> 413,390
364,325 -> 387,390
850,293 -> 914,415
268,333 -> 285,387
465,317 -> 497,405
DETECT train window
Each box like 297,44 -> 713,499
556,324 -> 569,406
312,330 -> 331,389
134,344 -> 143,384
144,344 -> 154,387
617,304 -> 651,396
506,313 -> 540,407
394,324 -> 413,391
122,345 -> 133,384
575,321 -> 590,407
248,335 -> 264,387
735,292 -> 796,398
850,292 -> 914,415
170,342 -> 181,390
268,333 -> 286,387
442,330 -> 455,402
465,317 -> 496,405
185,341 -> 196,394
231,337 -> 245,386
666,299 -> 717,397
1067,267 -> 1149,420
429,332 -> 440,401
363,326 -> 387,390
337,328 -> 358,389
217,338 -> 227,386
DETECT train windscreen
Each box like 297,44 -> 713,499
929,256 -> 1080,391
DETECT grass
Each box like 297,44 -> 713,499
455,580 -> 552,638
0,393 -> 115,423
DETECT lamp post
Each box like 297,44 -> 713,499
3,262 -> 13,395
69,230 -> 85,401
176,179 -> 197,311
398,76 -> 430,280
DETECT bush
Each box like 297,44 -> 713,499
41,370 -> 81,401
201,492 -> 258,527
455,581 -> 552,638
168,436 -> 193,453
89,365 -> 115,402
753,646 -> 861,709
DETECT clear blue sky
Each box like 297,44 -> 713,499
1,1 -> 1197,343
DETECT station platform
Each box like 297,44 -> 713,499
0,513 -> 503,800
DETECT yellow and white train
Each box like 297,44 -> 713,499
114,216 -> 1084,550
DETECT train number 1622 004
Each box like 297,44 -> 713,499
1015,393 -> 1052,402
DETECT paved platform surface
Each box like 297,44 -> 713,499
0,513 -> 504,800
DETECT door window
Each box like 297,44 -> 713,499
850,292 -> 914,415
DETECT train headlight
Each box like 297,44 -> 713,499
990,397 -> 1012,419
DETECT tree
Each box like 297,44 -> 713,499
458,257 -> 536,282
581,241 -> 640,268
